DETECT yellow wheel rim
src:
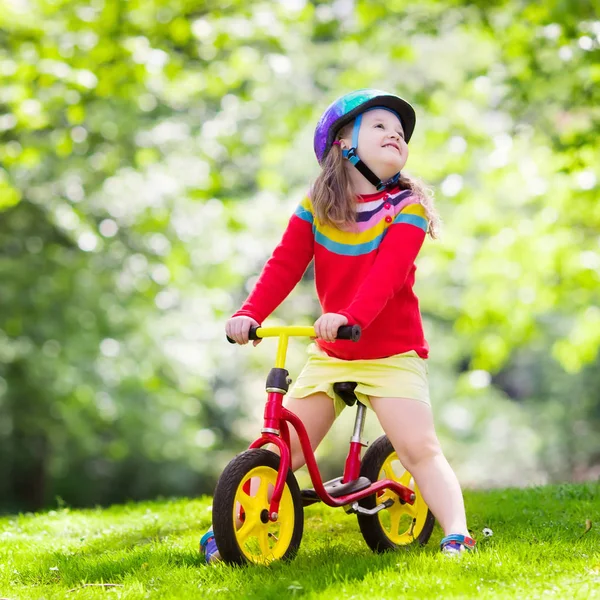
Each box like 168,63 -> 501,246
233,465 -> 295,564
376,453 -> 429,545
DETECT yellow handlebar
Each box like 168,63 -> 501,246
248,324 -> 361,342
251,326 -> 316,339
226,325 -> 361,369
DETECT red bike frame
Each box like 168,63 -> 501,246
249,389 -> 416,521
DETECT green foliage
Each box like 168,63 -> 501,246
0,0 -> 599,510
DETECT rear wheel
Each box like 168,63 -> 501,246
357,435 -> 435,552
212,449 -> 304,565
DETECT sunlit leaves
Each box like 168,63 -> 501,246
0,171 -> 21,209
1,0 -> 599,510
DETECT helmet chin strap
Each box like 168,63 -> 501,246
341,112 -> 401,192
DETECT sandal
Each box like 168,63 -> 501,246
440,533 -> 476,555
200,529 -> 221,563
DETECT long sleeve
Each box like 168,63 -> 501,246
233,201 -> 315,324
337,203 -> 428,330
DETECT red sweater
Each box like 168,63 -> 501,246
233,187 -> 429,360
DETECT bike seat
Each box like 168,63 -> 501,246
333,381 -> 358,407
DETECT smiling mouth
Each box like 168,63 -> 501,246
383,143 -> 400,152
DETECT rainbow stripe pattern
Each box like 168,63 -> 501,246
294,190 -> 428,257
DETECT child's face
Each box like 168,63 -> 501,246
341,108 -> 408,182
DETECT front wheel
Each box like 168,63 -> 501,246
357,435 -> 435,552
212,448 -> 304,565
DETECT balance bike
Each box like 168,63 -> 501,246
211,325 -> 434,564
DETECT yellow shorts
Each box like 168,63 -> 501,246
288,343 -> 430,417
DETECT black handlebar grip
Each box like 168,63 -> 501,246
226,326 -> 261,344
336,325 -> 361,342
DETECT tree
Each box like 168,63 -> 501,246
0,0 -> 598,510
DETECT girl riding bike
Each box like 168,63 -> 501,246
203,89 -> 476,561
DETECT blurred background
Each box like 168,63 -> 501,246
0,0 -> 598,514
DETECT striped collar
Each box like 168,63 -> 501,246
356,185 -> 401,203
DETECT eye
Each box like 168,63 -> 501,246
375,123 -> 385,129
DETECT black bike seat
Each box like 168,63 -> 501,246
333,381 -> 358,407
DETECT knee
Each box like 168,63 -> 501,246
395,437 -> 442,472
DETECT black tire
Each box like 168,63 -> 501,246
357,435 -> 435,553
212,448 -> 304,565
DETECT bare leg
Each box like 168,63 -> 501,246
267,392 -> 336,471
247,394 -> 334,515
369,396 -> 469,537
244,392 -> 337,495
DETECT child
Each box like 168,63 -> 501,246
201,89 -> 476,561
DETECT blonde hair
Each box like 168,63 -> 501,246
310,135 -> 441,239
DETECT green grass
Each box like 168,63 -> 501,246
1,483 -> 598,599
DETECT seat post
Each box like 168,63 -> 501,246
351,402 -> 367,444
343,402 -> 368,482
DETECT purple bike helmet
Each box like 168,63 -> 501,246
313,89 -> 416,191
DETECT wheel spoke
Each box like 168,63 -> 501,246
237,518 -> 257,546
380,459 -> 412,508
257,527 -> 270,556
239,489 -> 261,519
389,506 -> 402,536
399,470 -> 412,487
403,500 -> 417,517
257,476 -> 270,506
236,480 -> 263,545
380,463 -> 392,481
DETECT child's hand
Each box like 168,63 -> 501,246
225,316 -> 262,346
314,313 -> 348,342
